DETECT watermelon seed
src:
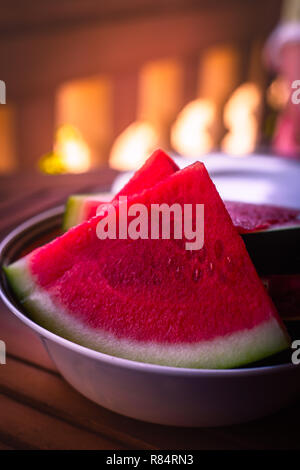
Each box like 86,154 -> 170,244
208,262 -> 215,275
174,265 -> 184,280
192,268 -> 201,282
226,256 -> 235,271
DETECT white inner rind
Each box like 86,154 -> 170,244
5,258 -> 290,369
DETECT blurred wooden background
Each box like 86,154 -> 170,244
0,0 -> 282,172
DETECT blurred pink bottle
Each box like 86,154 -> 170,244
264,0 -> 300,158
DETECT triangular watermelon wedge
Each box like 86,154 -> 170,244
63,149 -> 179,231
64,192 -> 300,275
224,201 -> 300,233
4,162 -> 290,368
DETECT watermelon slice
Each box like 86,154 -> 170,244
63,149 -> 179,231
65,194 -> 300,235
64,189 -> 300,275
224,201 -> 300,234
225,201 -> 300,275
4,162 -> 290,369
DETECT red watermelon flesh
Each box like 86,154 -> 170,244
225,201 -> 300,233
115,148 -> 179,198
65,196 -> 300,234
63,149 -> 179,230
4,162 -> 290,368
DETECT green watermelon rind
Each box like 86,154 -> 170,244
63,194 -> 110,232
3,258 -> 290,369
62,195 -> 87,232
63,193 -> 300,233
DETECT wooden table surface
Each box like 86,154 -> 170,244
0,169 -> 299,450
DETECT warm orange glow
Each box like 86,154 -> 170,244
55,125 -> 91,173
39,125 -> 91,174
199,44 -> 240,103
138,59 -> 183,132
170,99 -> 216,157
267,77 -> 289,110
221,83 -> 261,156
56,77 -> 112,166
109,121 -> 159,171
0,105 -> 17,173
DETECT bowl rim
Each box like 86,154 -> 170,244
0,205 -> 297,377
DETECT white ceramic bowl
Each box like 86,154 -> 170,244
1,206 -> 300,427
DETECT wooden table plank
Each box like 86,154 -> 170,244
0,187 -> 91,236
0,441 -> 13,450
217,403 -> 300,449
0,169 -> 117,236
0,356 -> 155,450
3,354 -> 298,450
0,393 -> 126,450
